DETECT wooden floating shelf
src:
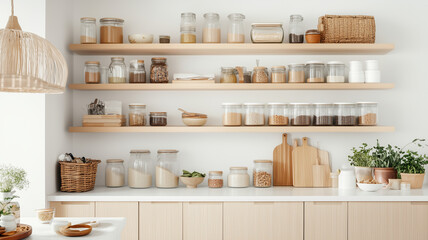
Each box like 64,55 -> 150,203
69,43 -> 395,55
69,126 -> 395,133
69,83 -> 394,91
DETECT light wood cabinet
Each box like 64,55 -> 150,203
50,201 -> 95,217
409,202 -> 428,239
95,202 -> 138,240
139,202 -> 182,240
223,202 -> 303,240
183,202 -> 222,240
305,201 -> 347,240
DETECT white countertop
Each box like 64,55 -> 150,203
47,186 -> 428,202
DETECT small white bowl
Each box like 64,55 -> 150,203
128,34 -> 153,43
52,220 -> 69,233
357,183 -> 384,192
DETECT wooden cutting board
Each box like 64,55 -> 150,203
273,133 -> 293,186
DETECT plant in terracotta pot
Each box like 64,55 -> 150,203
348,143 -> 374,182
371,141 -> 401,184
397,139 -> 428,189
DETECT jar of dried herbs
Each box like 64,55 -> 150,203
150,58 -> 168,83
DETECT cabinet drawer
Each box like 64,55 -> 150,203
96,202 -> 138,240
49,201 -> 95,217
183,202 -> 222,240
305,202 -> 347,240
139,202 -> 182,240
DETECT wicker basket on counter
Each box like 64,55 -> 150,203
318,15 -> 376,43
59,159 -> 101,192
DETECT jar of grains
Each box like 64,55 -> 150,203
203,13 -> 221,43
253,160 -> 273,188
243,103 -> 265,126
220,67 -> 237,83
306,61 -> 325,83
208,171 -> 223,188
100,18 -> 124,44
334,103 -> 357,126
288,64 -> 305,83
357,102 -> 378,126
227,167 -> 250,188
150,57 -> 168,83
150,112 -> 167,126
326,61 -> 346,83
80,17 -> 96,44
290,103 -> 313,126
84,61 -> 100,84
128,150 -> 153,188
222,103 -> 242,126
252,67 -> 269,83
180,13 -> 196,43
105,159 -> 125,188
129,104 -> 146,126
227,13 -> 245,43
129,60 -> 146,83
108,57 -> 126,83
267,103 -> 289,126
313,103 -> 334,126
156,150 -> 179,188
271,66 -> 286,83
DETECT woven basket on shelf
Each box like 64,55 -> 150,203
318,15 -> 376,43
59,159 -> 101,192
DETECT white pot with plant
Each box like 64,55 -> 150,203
348,143 -> 374,182
0,194 -> 18,232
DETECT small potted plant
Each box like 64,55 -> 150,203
397,139 -> 428,189
348,143 -> 374,182
371,141 -> 401,184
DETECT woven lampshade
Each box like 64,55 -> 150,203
0,0 -> 68,93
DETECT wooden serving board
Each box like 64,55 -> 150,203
273,133 -> 293,186
83,115 -> 126,127
0,224 -> 32,240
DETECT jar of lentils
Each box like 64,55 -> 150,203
150,57 -> 168,83
208,171 -> 223,188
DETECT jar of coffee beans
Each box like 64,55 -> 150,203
313,103 -> 334,126
150,57 -> 168,83
334,103 -> 357,126
290,103 -> 313,126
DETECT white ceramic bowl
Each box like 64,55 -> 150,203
357,183 -> 384,192
128,34 -> 153,43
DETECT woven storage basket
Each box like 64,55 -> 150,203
318,15 -> 376,43
60,159 -> 101,192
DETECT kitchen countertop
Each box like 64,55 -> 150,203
47,186 -> 428,202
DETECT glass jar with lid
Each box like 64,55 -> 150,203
80,17 -> 96,44
108,57 -> 126,83
105,159 -> 125,187
243,103 -> 265,126
253,160 -> 273,188
220,67 -> 237,83
100,18 -> 124,44
289,15 -> 304,43
313,103 -> 334,126
156,150 -> 179,188
267,103 -> 289,126
334,103 -> 357,126
129,60 -> 146,83
128,150 -> 152,188
357,102 -> 378,126
288,64 -> 305,83
150,57 -> 168,83
203,13 -> 221,43
250,23 -> 284,43
306,61 -> 325,83
84,61 -> 100,84
150,112 -> 167,126
129,104 -> 146,126
271,66 -> 286,83
222,103 -> 242,126
181,13 -> 196,43
327,61 -> 346,83
290,103 -> 313,126
227,167 -> 250,188
208,171 -> 223,188
227,13 -> 245,43
252,67 -> 269,83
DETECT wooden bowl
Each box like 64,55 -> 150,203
180,177 -> 205,188
182,116 -> 207,126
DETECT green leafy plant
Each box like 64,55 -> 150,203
371,140 -> 402,168
348,143 -> 374,167
396,139 -> 428,176
0,165 -> 29,192
0,195 -> 18,216
181,170 -> 206,178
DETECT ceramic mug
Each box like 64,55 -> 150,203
388,179 -> 401,190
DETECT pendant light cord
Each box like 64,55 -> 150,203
11,0 -> 14,16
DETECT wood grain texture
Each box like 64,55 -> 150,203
273,134 -> 293,186
49,201 -> 95,217
305,202 -> 347,240
183,202 -> 222,240
95,202 -> 138,240
139,202 -> 182,240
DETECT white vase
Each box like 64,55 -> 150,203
0,191 -> 20,224
0,214 -> 17,232
0,191 -> 14,201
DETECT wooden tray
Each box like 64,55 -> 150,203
0,224 -> 32,240
82,115 -> 126,127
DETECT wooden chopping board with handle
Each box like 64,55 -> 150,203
273,133 -> 293,186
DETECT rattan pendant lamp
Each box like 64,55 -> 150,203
0,0 -> 68,93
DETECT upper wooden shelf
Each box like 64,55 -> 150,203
69,43 -> 395,55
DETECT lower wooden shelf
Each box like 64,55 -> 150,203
68,126 -> 395,133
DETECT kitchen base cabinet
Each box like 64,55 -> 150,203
50,201 -> 95,217
139,202 -> 182,240
305,202 -> 347,240
223,202 -> 303,240
183,202 -> 222,240
95,202 -> 138,240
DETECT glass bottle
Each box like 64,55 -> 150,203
80,17 -> 96,44
128,104 -> 146,126
220,67 -> 237,83
156,150 -> 179,188
180,13 -> 196,43
150,58 -> 168,83
129,60 -> 146,83
203,13 -> 221,43
227,13 -> 245,43
289,14 -> 304,43
208,171 -> 223,188
128,150 -> 152,188
105,159 -> 125,187
108,57 -> 126,83
253,160 -> 273,188
84,61 -> 100,84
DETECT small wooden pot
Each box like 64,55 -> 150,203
400,173 -> 425,189
374,168 -> 397,184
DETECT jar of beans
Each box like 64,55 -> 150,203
150,57 -> 168,83
252,67 -> 269,83
253,160 -> 273,188
84,61 -> 100,84
306,61 -> 325,83
271,66 -> 286,83
334,103 -> 357,126
288,64 -> 305,83
357,102 -> 378,126
222,103 -> 242,126
243,103 -> 265,126
267,103 -> 289,126
208,171 -> 223,188
290,103 -> 313,126
150,112 -> 167,126
313,103 -> 334,126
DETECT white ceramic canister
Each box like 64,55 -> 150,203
348,61 -> 365,83
338,167 -> 356,190
0,214 -> 17,232
364,60 -> 381,83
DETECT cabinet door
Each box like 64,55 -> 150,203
49,201 -> 95,217
183,202 -> 222,240
410,202 -> 428,240
139,202 -> 182,240
95,202 -> 138,240
305,202 -> 347,240
223,202 -> 303,240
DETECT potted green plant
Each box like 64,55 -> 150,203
397,139 -> 428,189
348,143 -> 374,182
370,140 -> 401,184
0,195 -> 18,232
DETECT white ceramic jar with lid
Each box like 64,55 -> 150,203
105,159 -> 125,188
250,23 -> 284,43
365,60 -> 381,83
243,103 -> 265,126
222,103 -> 242,126
228,167 -> 250,188
80,17 -> 96,44
326,61 -> 346,83
156,150 -> 179,188
227,13 -> 245,43
357,102 -> 378,126
128,150 -> 152,188
349,61 -> 365,83
339,167 -> 356,190
203,13 -> 221,43
253,160 -> 273,188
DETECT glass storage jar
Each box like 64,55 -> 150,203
313,103 -> 334,126
100,18 -> 124,44
227,13 -> 245,43
288,64 -> 305,83
156,150 -> 179,188
271,66 -> 286,83
290,103 -> 313,126
334,103 -> 357,126
250,23 -> 284,43
357,102 -> 378,126
129,104 -> 146,126
203,13 -> 221,43
267,103 -> 289,126
252,67 -> 269,83
253,160 -> 273,188
105,159 -> 125,187
289,14 -> 304,43
306,61 -> 325,83
227,167 -> 250,188
150,112 -> 167,126
84,61 -> 100,84
222,103 -> 242,126
208,171 -> 223,188
220,67 -> 237,83
180,13 -> 196,43
327,61 -> 346,83
159,35 -> 170,43
108,57 -> 126,83
243,103 -> 265,126
128,150 -> 153,188
80,17 -> 96,44
129,60 -> 146,83
150,57 -> 168,83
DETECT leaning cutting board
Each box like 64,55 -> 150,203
273,133 -> 293,186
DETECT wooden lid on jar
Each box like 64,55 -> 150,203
106,159 -> 124,163
230,167 -> 248,170
254,160 -> 273,163
130,150 -> 150,153
209,171 -> 223,175
158,149 -> 178,153
85,61 -> 100,65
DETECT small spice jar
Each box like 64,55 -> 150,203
129,60 -> 146,83
150,57 -> 168,83
100,18 -> 124,44
203,13 -> 221,43
271,66 -> 286,83
267,103 -> 289,126
129,104 -> 146,126
84,61 -> 100,84
305,29 -> 321,43
208,171 -> 223,188
313,103 -> 334,126
306,61 -> 325,83
227,167 -> 250,188
108,57 -> 126,83
334,103 -> 357,126
222,103 -> 242,126
105,159 -> 125,188
180,13 -> 196,43
252,67 -> 269,83
357,102 -> 378,126
327,61 -> 346,83
159,35 -> 170,44
150,112 -> 167,126
290,103 -> 313,126
288,64 -> 305,83
289,15 -> 304,43
80,17 -> 97,44
243,103 -> 265,126
128,150 -> 153,188
220,67 -> 237,83
253,160 -> 273,188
